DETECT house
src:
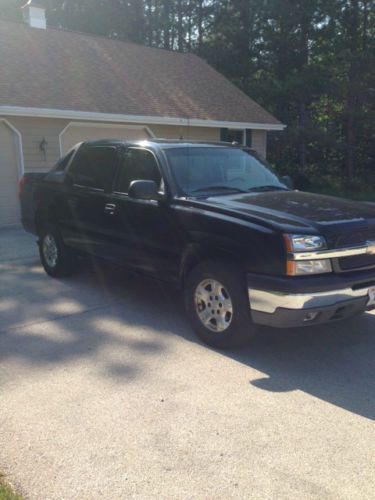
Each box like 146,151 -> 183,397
0,0 -> 284,226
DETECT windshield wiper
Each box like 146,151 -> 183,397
248,185 -> 289,192
191,185 -> 248,194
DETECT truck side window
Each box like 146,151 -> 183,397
71,146 -> 117,191
115,148 -> 162,194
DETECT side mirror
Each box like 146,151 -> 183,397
64,172 -> 75,187
128,180 -> 163,201
282,175 -> 294,190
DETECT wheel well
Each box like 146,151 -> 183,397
35,205 -> 56,236
180,245 -> 245,286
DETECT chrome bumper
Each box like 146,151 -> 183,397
288,240 -> 375,261
248,284 -> 375,327
249,286 -> 373,314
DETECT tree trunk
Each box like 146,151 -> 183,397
187,0 -> 192,51
163,1 -> 171,49
343,0 -> 360,180
345,72 -> 357,180
146,0 -> 153,46
177,0 -> 184,51
197,0 -> 203,49
299,101 -> 308,171
298,10 -> 310,172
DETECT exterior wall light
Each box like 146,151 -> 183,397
39,137 -> 48,160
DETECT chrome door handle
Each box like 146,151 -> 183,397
104,203 -> 116,215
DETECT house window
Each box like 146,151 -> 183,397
220,128 -> 252,146
227,129 -> 244,144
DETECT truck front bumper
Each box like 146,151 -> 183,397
247,272 -> 375,328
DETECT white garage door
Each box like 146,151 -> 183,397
60,123 -> 153,155
0,121 -> 21,226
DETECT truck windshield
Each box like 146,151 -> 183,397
164,147 -> 288,196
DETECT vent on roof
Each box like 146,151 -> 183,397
22,0 -> 46,29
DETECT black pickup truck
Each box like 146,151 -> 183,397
20,139 -> 375,347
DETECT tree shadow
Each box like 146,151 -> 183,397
0,252 -> 191,386
1,234 -> 374,420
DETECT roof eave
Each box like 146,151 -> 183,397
0,106 -> 286,131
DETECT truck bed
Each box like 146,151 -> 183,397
19,173 -> 47,235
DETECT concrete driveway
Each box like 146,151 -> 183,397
0,227 -> 374,499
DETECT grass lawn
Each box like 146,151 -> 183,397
0,475 -> 22,500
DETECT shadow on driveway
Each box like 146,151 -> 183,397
1,255 -> 374,421
232,315 -> 375,421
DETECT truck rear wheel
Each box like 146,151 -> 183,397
185,260 -> 256,348
39,225 -> 76,277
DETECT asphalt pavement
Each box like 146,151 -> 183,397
0,227 -> 374,499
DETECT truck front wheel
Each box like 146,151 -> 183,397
39,225 -> 76,277
185,260 -> 257,348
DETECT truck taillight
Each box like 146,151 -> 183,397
18,176 -> 25,199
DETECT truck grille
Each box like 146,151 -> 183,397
335,227 -> 375,272
338,254 -> 375,271
335,228 -> 375,248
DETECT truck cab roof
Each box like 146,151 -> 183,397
80,138 -> 253,151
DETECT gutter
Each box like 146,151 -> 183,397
0,106 -> 286,131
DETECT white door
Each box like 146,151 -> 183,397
60,123 -> 153,155
0,121 -> 21,226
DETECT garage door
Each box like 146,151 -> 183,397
60,123 -> 153,154
0,121 -> 21,226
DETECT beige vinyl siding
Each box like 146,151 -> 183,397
60,123 -> 152,154
0,121 -> 20,225
7,117 -> 153,170
6,116 -> 67,173
251,130 -> 267,158
150,124 -> 219,141
6,116 -> 220,171
7,115 -> 267,168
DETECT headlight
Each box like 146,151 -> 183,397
284,234 -> 327,252
287,259 -> 332,276
284,234 -> 331,275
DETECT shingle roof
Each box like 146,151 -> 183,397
0,19 -> 281,125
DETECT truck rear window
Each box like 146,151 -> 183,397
70,146 -> 117,190
54,150 -> 75,172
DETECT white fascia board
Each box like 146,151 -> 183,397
0,106 -> 286,131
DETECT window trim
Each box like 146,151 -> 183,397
113,146 -> 166,196
228,129 -> 245,145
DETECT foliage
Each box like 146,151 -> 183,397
0,0 -> 374,189
0,474 -> 22,500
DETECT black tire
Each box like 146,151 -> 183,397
184,259 -> 257,348
39,225 -> 76,277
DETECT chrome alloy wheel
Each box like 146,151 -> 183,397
42,234 -> 58,268
194,278 -> 233,332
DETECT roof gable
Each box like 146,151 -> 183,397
0,20 -> 281,126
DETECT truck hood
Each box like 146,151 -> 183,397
199,190 -> 375,237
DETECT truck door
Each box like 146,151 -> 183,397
105,147 -> 182,281
60,144 -> 119,257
